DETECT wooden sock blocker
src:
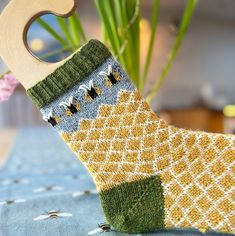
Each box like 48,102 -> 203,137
0,0 -> 77,89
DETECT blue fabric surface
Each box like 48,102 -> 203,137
0,128 -> 231,236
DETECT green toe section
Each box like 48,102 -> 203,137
99,175 -> 165,234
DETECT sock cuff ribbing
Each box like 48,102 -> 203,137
26,39 -> 112,109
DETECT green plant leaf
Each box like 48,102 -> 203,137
140,0 -> 159,92
125,0 -> 141,87
35,1 -> 197,99
68,16 -> 81,47
95,0 -> 118,54
56,17 -> 76,49
36,18 -> 67,47
69,13 -> 87,43
94,0 -> 124,65
39,46 -> 75,60
146,0 -> 198,104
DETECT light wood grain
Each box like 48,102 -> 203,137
0,0 -> 78,89
0,129 -> 17,167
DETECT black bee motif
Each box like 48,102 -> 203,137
79,80 -> 101,102
0,199 -> 26,205
99,65 -> 121,87
43,111 -> 60,127
60,96 -> 80,116
48,117 -> 57,127
107,72 -> 118,85
88,223 -> 111,235
87,86 -> 99,99
34,210 -> 72,221
68,104 -> 78,114
98,223 -> 111,232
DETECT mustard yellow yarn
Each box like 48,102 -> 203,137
61,89 -> 235,233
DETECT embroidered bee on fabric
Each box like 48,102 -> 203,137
88,223 -> 111,235
33,210 -> 72,221
59,96 -> 81,117
79,80 -> 101,102
33,185 -> 64,193
99,65 -> 121,87
65,174 -> 87,180
0,199 -> 26,205
72,189 -> 97,198
43,110 -> 61,127
1,178 -> 29,185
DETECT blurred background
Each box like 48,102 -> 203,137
0,0 -> 235,134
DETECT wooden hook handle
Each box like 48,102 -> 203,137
0,0 -> 76,89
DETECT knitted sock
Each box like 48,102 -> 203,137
27,40 -> 235,234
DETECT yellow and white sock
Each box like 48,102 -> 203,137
27,40 -> 235,234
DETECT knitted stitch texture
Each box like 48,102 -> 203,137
27,40 -> 235,234
27,40 -> 111,109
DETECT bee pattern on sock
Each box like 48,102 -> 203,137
27,40 -> 235,234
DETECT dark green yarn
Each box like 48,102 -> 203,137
99,176 -> 165,234
27,39 -> 112,109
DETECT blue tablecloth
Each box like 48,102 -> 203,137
0,128 -> 230,236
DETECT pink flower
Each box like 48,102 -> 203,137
0,73 -> 20,102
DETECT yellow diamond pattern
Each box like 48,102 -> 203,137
60,89 -> 235,233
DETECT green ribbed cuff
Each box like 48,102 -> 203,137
26,39 -> 112,109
